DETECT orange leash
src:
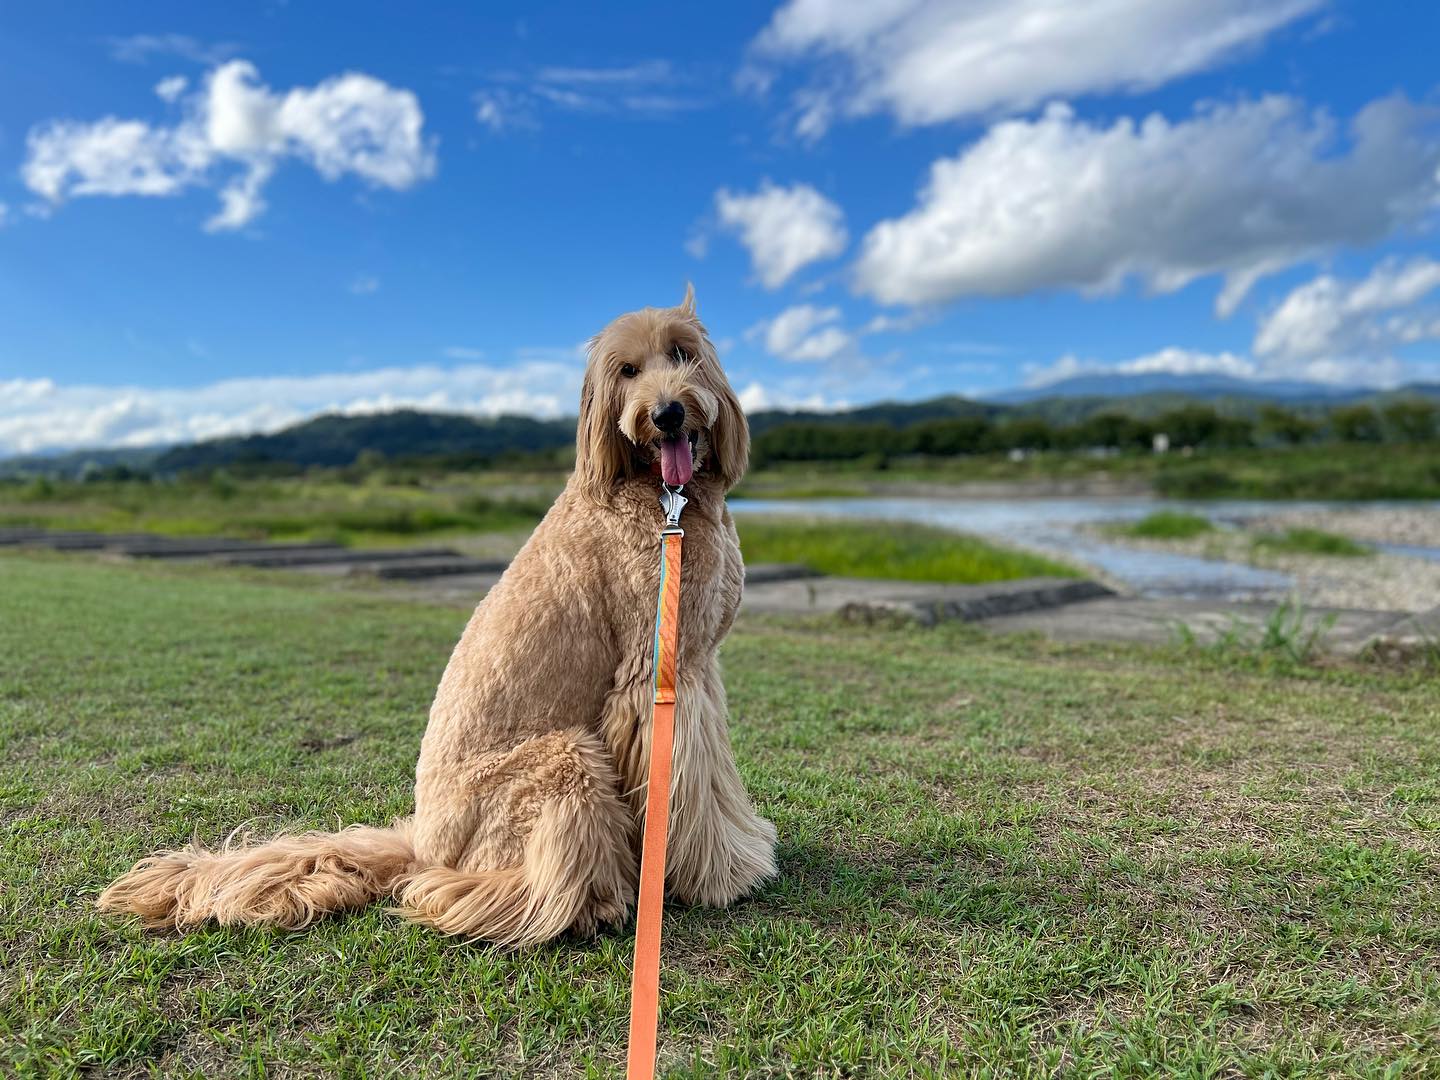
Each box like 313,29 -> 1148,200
627,485 -> 687,1080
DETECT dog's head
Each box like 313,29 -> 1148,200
575,285 -> 748,499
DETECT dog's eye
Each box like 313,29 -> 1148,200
620,363 -> 639,379
669,345 -> 691,364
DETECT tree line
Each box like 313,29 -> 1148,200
751,400 -> 1440,465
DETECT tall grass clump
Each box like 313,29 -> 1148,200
1252,527 -> 1371,558
1111,511 -> 1215,540
1172,598 -> 1337,668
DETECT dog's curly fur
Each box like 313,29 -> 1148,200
98,288 -> 778,945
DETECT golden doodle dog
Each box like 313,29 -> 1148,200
99,288 -> 777,944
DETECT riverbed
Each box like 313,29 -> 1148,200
730,496 -> 1440,608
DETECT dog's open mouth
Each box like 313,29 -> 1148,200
657,432 -> 698,486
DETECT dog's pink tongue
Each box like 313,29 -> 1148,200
660,436 -> 693,485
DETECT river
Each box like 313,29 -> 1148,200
730,496 -> 1440,600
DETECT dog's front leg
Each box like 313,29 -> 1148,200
664,660 -> 777,908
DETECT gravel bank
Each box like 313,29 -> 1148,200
1249,506 -> 1440,548
1090,527 -> 1440,612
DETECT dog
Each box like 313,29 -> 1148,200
98,287 -> 778,945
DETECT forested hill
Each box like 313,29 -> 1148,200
747,395 -> 996,436
135,399 -> 1003,474
152,410 -> 578,473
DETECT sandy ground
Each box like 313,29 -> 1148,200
1092,520 -> 1440,613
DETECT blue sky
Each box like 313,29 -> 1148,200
2,1 -> 1439,454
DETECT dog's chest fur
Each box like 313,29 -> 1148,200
601,477 -> 742,671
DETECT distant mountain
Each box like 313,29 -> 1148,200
0,445 -> 166,480
989,372 -> 1375,405
153,409 -> 577,473
150,397 -> 999,472
747,394 -> 997,436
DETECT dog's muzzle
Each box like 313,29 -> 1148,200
652,401 -> 685,436
650,402 -> 695,486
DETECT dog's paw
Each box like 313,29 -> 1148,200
672,817 -> 777,908
730,820 -> 779,896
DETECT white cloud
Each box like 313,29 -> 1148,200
715,181 -> 847,288
860,310 -> 931,335
1255,257 -> 1440,365
750,304 -> 853,362
1026,348 -> 1258,387
536,61 -> 672,85
205,160 -> 273,232
474,93 -> 505,131
24,118 -> 210,199
853,95 -> 1440,312
735,380 -> 847,414
1025,342 -> 1413,389
683,228 -> 709,259
1278,356 -> 1412,386
748,0 -> 1322,137
1116,348 -> 1257,379
784,327 -> 852,362
473,60 -> 702,133
23,60 -> 436,231
533,85 -> 594,111
0,360 -> 583,457
107,34 -> 238,67
154,75 -> 189,103
348,275 -> 381,295
616,94 -> 706,115
747,302 -> 933,364
474,89 -> 537,133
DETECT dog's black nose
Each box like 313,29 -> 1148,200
652,401 -> 685,436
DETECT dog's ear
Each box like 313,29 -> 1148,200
574,345 -> 631,501
706,368 -> 749,491
678,282 -> 696,318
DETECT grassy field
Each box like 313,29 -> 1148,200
3,553 -> 1438,1077
0,474 -> 552,546
735,518 -> 1076,583
0,477 -> 1077,586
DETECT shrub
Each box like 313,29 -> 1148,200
1153,467 -> 1234,498
1252,528 -> 1371,558
1383,399 -> 1437,443
1331,405 -> 1383,443
1112,511 -> 1215,539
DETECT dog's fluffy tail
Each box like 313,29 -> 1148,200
394,762 -> 637,947
97,822 -> 416,930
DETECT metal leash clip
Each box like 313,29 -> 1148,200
659,484 -> 687,536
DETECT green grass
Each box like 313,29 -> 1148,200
3,553 -> 1439,1077
1107,510 -> 1215,540
735,517 -> 1077,583
1172,598 -> 1339,666
0,474 -> 550,546
1252,527 -> 1373,558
